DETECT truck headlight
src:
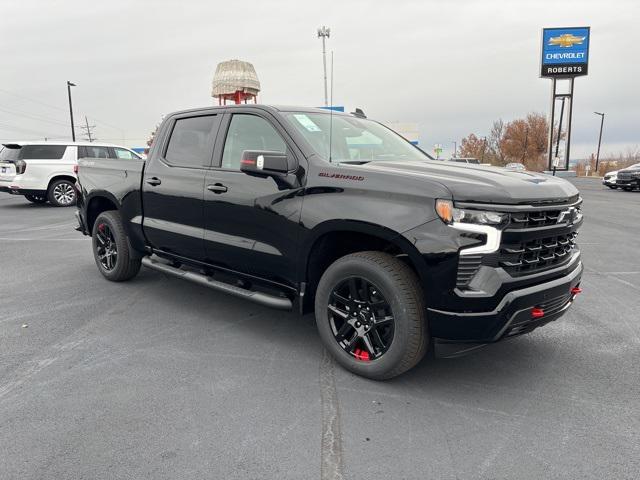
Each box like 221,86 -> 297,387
435,199 -> 507,225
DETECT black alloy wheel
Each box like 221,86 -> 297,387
95,222 -> 118,271
328,276 -> 394,361
314,251 -> 428,380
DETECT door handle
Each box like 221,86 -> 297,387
207,183 -> 228,194
146,177 -> 161,186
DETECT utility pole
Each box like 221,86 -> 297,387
80,116 -> 96,142
452,141 -> 457,158
67,81 -> 76,141
594,112 -> 605,173
317,26 -> 330,106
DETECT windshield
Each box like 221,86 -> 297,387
284,112 -> 431,163
0,145 -> 21,161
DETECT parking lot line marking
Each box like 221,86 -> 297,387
599,271 -> 640,275
319,348 -> 345,480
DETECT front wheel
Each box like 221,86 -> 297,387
607,186 -> 617,189
314,251 -> 428,380
24,194 -> 47,204
92,210 -> 141,282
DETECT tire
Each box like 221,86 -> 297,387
47,179 -> 77,207
24,194 -> 47,204
92,210 -> 141,282
607,186 -> 617,190
623,187 -> 632,191
314,251 -> 428,380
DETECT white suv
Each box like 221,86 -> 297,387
0,142 -> 141,206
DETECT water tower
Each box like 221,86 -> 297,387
211,60 -> 260,105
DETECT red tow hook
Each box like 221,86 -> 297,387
571,287 -> 582,295
531,308 -> 545,319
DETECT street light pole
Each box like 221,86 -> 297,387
317,26 -> 330,107
67,81 -> 76,141
594,112 -> 605,173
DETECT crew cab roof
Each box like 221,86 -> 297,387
164,104 -> 355,118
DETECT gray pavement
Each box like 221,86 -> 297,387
0,178 -> 638,479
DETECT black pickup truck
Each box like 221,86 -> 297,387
76,105 -> 583,379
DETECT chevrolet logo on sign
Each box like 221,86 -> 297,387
548,33 -> 586,48
541,27 -> 590,78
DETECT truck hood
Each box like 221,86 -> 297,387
358,160 -> 579,204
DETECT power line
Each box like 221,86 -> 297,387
0,87 -> 125,135
0,121 -> 67,138
0,105 -> 70,127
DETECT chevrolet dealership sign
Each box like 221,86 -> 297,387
541,27 -> 590,77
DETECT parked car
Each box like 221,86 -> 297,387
614,163 -> 640,191
602,170 -> 618,189
75,105 -> 583,380
505,162 -> 526,171
0,141 -> 141,206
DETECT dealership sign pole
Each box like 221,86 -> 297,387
540,27 -> 590,172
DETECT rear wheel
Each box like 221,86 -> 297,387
92,210 -> 141,282
314,251 -> 428,380
47,179 -> 77,207
24,194 -> 47,204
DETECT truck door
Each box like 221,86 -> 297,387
142,113 -> 221,261
203,111 -> 304,286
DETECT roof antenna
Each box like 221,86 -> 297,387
329,50 -> 334,163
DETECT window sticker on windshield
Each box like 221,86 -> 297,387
293,114 -> 322,132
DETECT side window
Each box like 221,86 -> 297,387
19,145 -> 66,159
79,146 -> 110,159
114,148 -> 138,159
164,115 -> 217,168
221,114 -> 286,170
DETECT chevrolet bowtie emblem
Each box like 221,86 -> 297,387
557,207 -> 576,224
548,34 -> 586,48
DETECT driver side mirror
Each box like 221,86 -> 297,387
240,150 -> 293,176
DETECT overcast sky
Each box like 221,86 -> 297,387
1,0 -> 638,159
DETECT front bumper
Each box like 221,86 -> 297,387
429,258 -> 582,349
616,178 -> 639,188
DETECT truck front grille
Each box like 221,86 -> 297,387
508,209 -> 564,228
499,231 -> 578,276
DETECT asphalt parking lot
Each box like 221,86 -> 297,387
1,177 -> 638,479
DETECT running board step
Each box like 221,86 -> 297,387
141,256 -> 292,310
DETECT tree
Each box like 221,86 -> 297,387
488,119 -> 506,166
459,133 -> 487,160
500,113 -> 548,170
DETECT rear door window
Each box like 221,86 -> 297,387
164,115 -> 219,168
79,145 -> 111,159
18,145 -> 67,159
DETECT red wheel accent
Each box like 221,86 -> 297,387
354,348 -> 370,361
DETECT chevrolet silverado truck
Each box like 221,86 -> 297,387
75,105 -> 584,379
